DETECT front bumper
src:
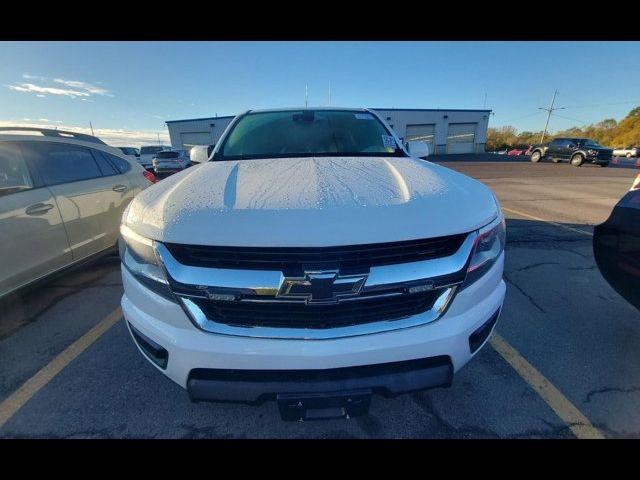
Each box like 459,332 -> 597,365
587,154 -> 612,164
121,252 -> 505,402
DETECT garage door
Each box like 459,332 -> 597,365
180,132 -> 212,151
405,124 -> 435,154
446,123 -> 477,154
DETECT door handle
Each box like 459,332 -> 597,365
112,184 -> 128,193
26,203 -> 54,215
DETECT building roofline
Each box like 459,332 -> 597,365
371,108 -> 492,113
166,108 -> 492,125
166,116 -> 235,124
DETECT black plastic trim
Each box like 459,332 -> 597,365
128,322 -> 169,369
187,356 -> 453,404
469,308 -> 500,353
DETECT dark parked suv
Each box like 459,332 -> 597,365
529,138 -> 612,167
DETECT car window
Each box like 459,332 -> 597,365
90,149 -> 118,176
26,142 -> 102,185
0,142 -> 34,197
550,139 -> 563,146
140,146 -> 164,155
101,151 -> 132,174
156,151 -> 180,159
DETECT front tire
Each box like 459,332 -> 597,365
571,154 -> 584,167
531,151 -> 542,163
627,153 -> 632,158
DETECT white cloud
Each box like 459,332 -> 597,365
6,74 -> 113,99
0,120 -> 169,148
7,83 -> 90,98
53,78 -> 112,96
22,73 -> 47,81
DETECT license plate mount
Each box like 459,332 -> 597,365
276,390 -> 372,421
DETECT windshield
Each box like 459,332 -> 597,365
140,146 -> 165,154
218,110 -> 404,160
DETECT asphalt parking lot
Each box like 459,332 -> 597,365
1,159 -> 638,438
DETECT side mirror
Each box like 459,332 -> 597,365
406,140 -> 430,158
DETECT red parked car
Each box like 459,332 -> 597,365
507,145 -> 532,156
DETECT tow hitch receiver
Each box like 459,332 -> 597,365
276,390 -> 372,421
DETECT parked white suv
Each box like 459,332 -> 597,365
138,145 -> 167,171
0,127 -> 154,299
120,108 -> 506,420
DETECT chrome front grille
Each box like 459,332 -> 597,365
155,232 -> 477,339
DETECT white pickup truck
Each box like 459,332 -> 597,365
119,108 -> 506,421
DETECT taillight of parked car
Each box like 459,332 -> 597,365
143,170 -> 157,184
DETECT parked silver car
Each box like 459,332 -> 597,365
0,127 -> 154,299
612,146 -> 639,158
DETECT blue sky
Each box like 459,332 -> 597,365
1,41 -> 639,145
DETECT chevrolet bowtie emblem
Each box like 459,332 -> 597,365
277,271 -> 368,304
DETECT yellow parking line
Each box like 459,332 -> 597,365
490,333 -> 604,439
502,206 -> 593,237
0,307 -> 122,429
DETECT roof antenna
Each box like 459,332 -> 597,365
89,121 -> 95,136
328,81 -> 331,106
305,84 -> 308,108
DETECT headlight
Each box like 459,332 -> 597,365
463,214 -> 506,287
119,224 -> 174,300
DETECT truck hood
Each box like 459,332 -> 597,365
125,156 -> 499,247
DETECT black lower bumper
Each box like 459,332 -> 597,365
187,355 -> 453,417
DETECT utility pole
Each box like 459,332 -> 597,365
157,132 -> 161,146
305,84 -> 308,108
538,89 -> 565,144
328,82 -> 332,106
89,121 -> 95,136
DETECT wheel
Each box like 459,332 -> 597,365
627,153 -> 632,158
552,158 -> 561,163
530,151 -> 542,163
570,154 -> 584,167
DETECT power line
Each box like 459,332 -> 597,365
499,110 -> 545,125
562,101 -> 640,110
551,113 -> 590,125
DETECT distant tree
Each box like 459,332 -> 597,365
597,118 -> 617,129
489,105 -> 640,150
